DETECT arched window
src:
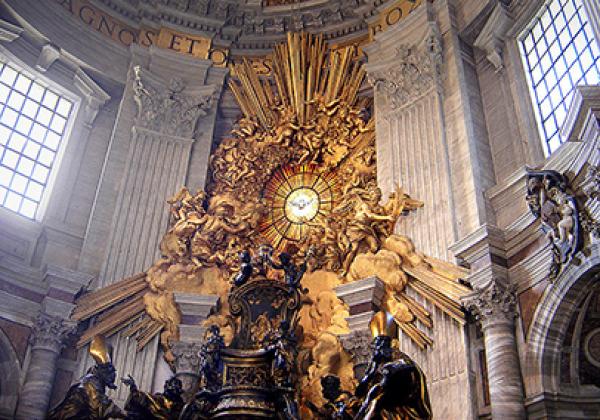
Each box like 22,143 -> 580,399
519,0 -> 600,155
0,58 -> 75,219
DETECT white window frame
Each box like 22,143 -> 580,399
518,0 -> 600,156
0,49 -> 81,222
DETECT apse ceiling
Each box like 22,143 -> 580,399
93,0 -> 388,51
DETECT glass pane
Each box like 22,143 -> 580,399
0,166 -> 12,186
31,164 -> 49,183
11,173 -> 27,194
37,148 -> 54,166
28,82 -> 44,102
15,115 -> 32,135
20,198 -> 36,218
56,98 -> 72,117
22,99 -> 39,119
42,90 -> 58,109
6,91 -> 25,111
37,107 -> 52,126
0,107 -> 18,126
0,83 -> 9,103
16,156 -> 34,176
49,115 -> 66,133
0,66 -> 17,85
22,141 -> 40,159
2,148 -> 18,169
25,181 -> 42,201
4,191 -> 21,211
8,132 -> 27,152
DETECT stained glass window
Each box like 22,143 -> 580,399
520,0 -> 600,155
0,59 -> 74,219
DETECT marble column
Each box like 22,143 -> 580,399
15,265 -> 91,419
15,313 -> 75,420
463,279 -> 526,419
335,276 -> 385,378
171,293 -> 219,399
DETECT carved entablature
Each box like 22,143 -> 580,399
366,22 -> 442,111
30,312 -> 76,352
462,279 -> 518,328
526,170 -> 583,280
132,66 -> 216,139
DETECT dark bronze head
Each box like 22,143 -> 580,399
239,250 -> 251,263
164,376 -> 183,400
94,362 -> 117,390
278,252 -> 291,265
320,374 -> 342,402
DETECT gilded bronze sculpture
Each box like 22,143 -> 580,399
67,32 -> 475,417
48,335 -> 125,420
122,375 -> 184,420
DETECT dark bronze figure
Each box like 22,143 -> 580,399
48,335 -> 125,420
270,252 -> 307,289
233,250 -> 253,287
354,312 -> 432,420
178,389 -> 217,420
198,325 -> 225,391
122,375 -> 184,420
264,319 -> 300,420
307,375 -> 358,419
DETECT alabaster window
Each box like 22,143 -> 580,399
0,59 -> 74,219
520,0 -> 600,155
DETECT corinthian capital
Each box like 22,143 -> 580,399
463,279 -> 518,327
30,312 -> 76,352
366,21 -> 442,110
132,66 -> 217,139
171,341 -> 202,373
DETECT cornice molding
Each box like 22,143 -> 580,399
0,18 -> 23,43
73,68 -> 112,126
473,2 -> 514,71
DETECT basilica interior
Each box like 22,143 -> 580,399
0,0 -> 599,419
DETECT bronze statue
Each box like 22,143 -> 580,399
233,250 -> 253,287
48,335 -> 125,420
270,251 -> 309,290
122,375 -> 184,420
306,375 -> 358,419
354,312 -> 432,420
178,389 -> 217,420
263,319 -> 300,420
198,325 -> 225,391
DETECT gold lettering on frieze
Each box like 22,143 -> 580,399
54,0 -> 154,48
52,0 -> 226,64
156,28 -> 212,59
368,0 -> 422,40
229,56 -> 274,76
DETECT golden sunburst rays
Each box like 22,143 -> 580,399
259,164 -> 339,250
229,32 -> 366,130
